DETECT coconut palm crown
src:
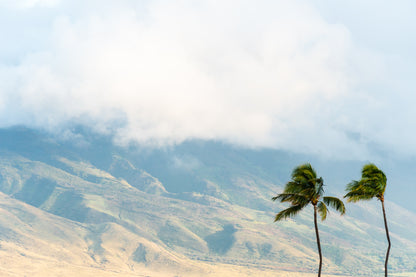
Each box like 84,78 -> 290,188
272,163 -> 345,277
344,163 -> 391,277
344,163 -> 387,202
272,163 -> 345,221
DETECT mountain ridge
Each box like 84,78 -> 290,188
0,126 -> 415,276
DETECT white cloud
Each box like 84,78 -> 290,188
0,0 -> 414,159
0,0 -> 59,9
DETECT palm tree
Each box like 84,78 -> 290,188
344,163 -> 390,277
272,163 -> 345,277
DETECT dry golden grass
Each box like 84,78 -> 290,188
0,241 -> 349,277
0,255 -> 350,277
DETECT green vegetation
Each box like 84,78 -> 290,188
345,164 -> 391,277
272,163 -> 345,277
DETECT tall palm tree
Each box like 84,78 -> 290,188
344,163 -> 390,277
272,163 -> 345,277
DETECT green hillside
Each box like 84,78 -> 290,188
0,127 -> 415,276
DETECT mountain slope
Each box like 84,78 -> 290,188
0,127 -> 415,276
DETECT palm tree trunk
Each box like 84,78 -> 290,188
381,200 -> 391,277
314,205 -> 322,277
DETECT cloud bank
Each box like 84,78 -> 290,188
0,0 -> 414,159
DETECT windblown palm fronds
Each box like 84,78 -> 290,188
345,163 -> 390,277
273,163 -> 345,277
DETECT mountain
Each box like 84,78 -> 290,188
0,126 -> 415,276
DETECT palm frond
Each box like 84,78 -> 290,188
317,201 -> 328,221
292,163 -> 317,182
297,187 -> 316,198
344,189 -> 375,202
345,179 -> 377,200
345,180 -> 361,192
284,181 -> 307,194
361,164 -> 387,194
316,177 -> 324,197
274,204 -> 305,222
272,193 -> 309,206
360,179 -> 385,195
273,163 -> 341,225
323,196 -> 345,215
288,164 -> 324,201
362,164 -> 386,181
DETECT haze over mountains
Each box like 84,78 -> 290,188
0,126 -> 415,276
1,1 -> 416,276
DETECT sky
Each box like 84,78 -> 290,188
0,0 -> 415,160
